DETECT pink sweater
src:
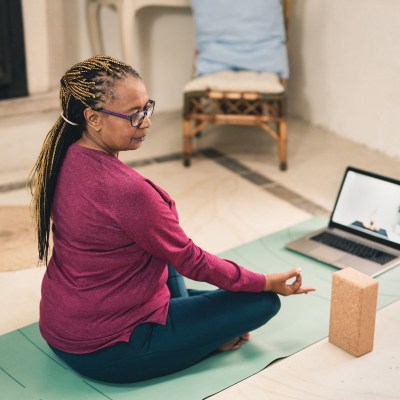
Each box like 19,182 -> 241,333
39,144 -> 266,354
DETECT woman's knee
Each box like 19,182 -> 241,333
257,292 -> 281,323
234,291 -> 281,329
269,292 -> 281,316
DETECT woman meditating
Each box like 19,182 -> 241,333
30,55 -> 314,383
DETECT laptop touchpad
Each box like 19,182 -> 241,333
310,247 -> 343,262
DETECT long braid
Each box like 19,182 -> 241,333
29,55 -> 140,265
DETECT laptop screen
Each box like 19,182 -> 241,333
330,167 -> 400,248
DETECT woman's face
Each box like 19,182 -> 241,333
87,75 -> 152,155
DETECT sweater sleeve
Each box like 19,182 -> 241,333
111,177 -> 266,293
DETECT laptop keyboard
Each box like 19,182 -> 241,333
311,231 -> 397,265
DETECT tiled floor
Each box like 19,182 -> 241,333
0,106 -> 399,399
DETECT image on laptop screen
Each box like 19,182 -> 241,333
331,170 -> 400,246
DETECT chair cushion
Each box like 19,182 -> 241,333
183,70 -> 285,94
191,0 -> 289,78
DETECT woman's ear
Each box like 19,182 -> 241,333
83,108 -> 102,132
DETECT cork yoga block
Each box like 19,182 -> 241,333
329,267 -> 379,357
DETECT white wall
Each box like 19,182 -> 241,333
21,0 -> 195,113
21,0 -> 51,94
20,0 -> 400,159
21,0 -> 77,94
75,1 -> 195,113
288,0 -> 400,159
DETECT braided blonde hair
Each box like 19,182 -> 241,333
29,55 -> 140,265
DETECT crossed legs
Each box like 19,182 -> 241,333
51,265 -> 281,383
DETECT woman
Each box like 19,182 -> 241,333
30,55 -> 314,383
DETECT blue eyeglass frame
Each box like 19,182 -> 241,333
98,99 -> 155,128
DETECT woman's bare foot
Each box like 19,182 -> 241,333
218,333 -> 251,351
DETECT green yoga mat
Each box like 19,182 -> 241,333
2,218 -> 400,400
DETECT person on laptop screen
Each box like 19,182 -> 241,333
351,208 -> 388,237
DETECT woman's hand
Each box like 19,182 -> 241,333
264,268 -> 315,296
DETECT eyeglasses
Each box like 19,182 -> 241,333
98,99 -> 155,128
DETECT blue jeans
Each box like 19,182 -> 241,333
50,265 -> 281,383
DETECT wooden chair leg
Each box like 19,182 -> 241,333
278,119 -> 288,171
194,120 -> 203,138
183,119 -> 193,167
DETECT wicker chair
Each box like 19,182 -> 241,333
182,0 -> 291,170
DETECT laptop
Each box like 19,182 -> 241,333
286,166 -> 400,277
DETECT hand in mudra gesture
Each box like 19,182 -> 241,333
264,268 -> 315,296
